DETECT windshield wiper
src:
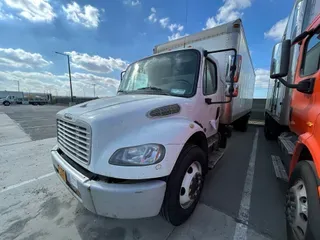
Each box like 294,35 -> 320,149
135,86 -> 170,95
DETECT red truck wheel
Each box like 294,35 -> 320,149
286,161 -> 320,240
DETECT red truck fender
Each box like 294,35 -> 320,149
290,133 -> 320,185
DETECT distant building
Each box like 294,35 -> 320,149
0,91 -> 24,99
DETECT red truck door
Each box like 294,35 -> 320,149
290,17 -> 320,136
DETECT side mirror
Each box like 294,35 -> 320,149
226,55 -> 242,83
296,78 -> 315,94
270,40 -> 291,79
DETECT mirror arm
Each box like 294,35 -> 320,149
204,48 -> 237,104
205,98 -> 232,105
277,77 -> 298,88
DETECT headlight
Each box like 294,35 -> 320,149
109,144 -> 165,166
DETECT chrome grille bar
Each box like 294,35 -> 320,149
57,118 -> 91,164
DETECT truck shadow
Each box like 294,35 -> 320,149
74,203 -> 174,240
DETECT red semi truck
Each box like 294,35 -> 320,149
267,10 -> 320,240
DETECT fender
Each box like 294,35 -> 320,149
92,117 -> 206,180
290,132 -> 320,184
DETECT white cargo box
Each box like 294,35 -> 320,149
154,19 -> 255,124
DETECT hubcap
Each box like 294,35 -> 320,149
286,179 -> 308,240
180,161 -> 203,209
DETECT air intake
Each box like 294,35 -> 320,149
147,104 -> 181,118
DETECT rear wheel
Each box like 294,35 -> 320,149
286,161 -> 320,240
233,115 -> 249,132
264,114 -> 277,140
161,144 -> 206,226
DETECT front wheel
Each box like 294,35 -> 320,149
286,161 -> 320,240
3,101 -> 10,106
161,144 -> 206,226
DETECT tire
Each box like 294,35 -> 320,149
286,161 -> 320,240
3,101 -> 10,106
264,124 -> 275,140
161,144 -> 207,226
264,115 -> 277,140
233,115 -> 249,132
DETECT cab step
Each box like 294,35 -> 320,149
271,155 -> 288,182
208,149 -> 225,169
278,132 -> 297,156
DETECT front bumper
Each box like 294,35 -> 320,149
51,145 -> 166,219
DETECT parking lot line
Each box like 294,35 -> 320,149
0,172 -> 55,194
233,128 -> 259,240
22,124 -> 56,129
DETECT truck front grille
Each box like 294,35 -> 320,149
57,119 -> 91,164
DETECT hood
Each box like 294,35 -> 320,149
57,94 -> 195,123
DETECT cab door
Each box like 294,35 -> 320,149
290,25 -> 320,135
197,59 -> 220,138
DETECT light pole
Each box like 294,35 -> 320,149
55,51 -> 73,103
15,80 -> 20,92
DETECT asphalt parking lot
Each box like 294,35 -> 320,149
0,105 -> 66,141
0,104 -> 288,240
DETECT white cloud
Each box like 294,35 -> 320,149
0,70 -> 120,97
65,51 -> 128,74
168,23 -> 184,32
0,48 -> 52,69
255,68 -> 270,89
204,17 -> 217,29
62,2 -> 100,28
216,0 -> 251,23
124,0 -> 141,6
3,0 -> 55,22
177,25 -> 184,32
159,17 -> 169,28
148,7 -> 157,23
203,0 -> 252,30
0,2 -> 14,20
168,32 -> 188,41
264,17 -> 288,41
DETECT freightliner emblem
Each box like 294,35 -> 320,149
64,113 -> 73,120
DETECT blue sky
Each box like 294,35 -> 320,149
0,0 -> 292,98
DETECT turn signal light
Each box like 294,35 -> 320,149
232,86 -> 239,97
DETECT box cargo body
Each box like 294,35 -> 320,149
153,19 -> 255,125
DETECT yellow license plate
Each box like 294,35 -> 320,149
58,165 -> 67,182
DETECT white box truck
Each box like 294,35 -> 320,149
51,19 -> 255,225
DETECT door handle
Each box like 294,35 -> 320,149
205,98 -> 213,104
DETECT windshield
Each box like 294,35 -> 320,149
118,50 -> 200,97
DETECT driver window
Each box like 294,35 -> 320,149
300,33 -> 320,76
203,60 -> 217,95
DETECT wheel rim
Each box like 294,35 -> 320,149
179,161 -> 203,209
286,179 -> 308,240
